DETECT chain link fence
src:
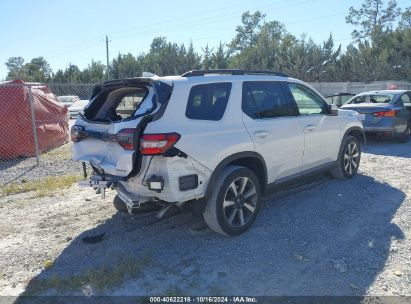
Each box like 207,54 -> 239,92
0,82 -> 95,191
310,80 -> 411,96
1,79 -> 411,190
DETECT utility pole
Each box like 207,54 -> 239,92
105,35 -> 110,80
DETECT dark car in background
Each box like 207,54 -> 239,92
341,90 -> 411,142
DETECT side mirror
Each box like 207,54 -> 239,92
329,104 -> 339,115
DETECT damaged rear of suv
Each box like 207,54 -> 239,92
72,70 -> 364,236
72,75 -> 217,215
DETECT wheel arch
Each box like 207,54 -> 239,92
205,152 -> 268,201
343,126 -> 366,145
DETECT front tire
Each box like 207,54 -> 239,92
203,166 -> 262,236
331,135 -> 361,180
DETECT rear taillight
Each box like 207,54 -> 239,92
71,125 -> 86,142
373,110 -> 398,117
116,129 -> 135,150
140,133 -> 181,155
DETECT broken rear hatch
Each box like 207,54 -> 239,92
71,78 -> 172,178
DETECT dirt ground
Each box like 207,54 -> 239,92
0,138 -> 410,299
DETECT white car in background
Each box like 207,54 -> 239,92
71,69 -> 365,236
58,95 -> 80,107
68,99 -> 89,119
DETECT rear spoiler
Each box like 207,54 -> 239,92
89,77 -> 167,100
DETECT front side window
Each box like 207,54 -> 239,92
288,84 -> 327,115
242,82 -> 296,119
186,83 -> 232,121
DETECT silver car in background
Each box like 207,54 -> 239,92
341,90 -> 411,143
57,95 -> 80,107
68,99 -> 89,119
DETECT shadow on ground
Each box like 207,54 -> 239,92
363,136 -> 411,158
16,171 -> 406,301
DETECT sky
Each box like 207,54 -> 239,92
1,0 -> 411,80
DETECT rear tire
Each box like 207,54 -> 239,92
203,166 -> 262,236
398,123 -> 411,143
331,136 -> 361,180
112,195 -> 161,213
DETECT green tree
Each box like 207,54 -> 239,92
52,69 -> 66,83
5,56 -> 25,80
398,7 -> 411,29
63,64 -> 81,83
24,57 -> 52,82
202,45 -> 213,70
346,0 -> 401,46
229,11 -> 266,51
111,53 -> 141,79
81,60 -> 106,82
211,42 -> 230,69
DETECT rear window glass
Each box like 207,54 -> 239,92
186,83 -> 232,121
115,93 -> 146,118
90,87 -> 149,122
348,95 -> 393,104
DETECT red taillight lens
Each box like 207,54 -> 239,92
373,110 -> 398,117
71,125 -> 86,142
116,129 -> 135,150
140,133 -> 181,155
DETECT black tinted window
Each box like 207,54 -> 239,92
186,83 -> 232,121
242,82 -> 296,119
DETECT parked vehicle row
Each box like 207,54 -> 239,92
71,70 -> 366,236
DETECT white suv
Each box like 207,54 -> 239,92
71,70 -> 364,236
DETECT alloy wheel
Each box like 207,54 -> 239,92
223,177 -> 257,227
343,142 -> 360,175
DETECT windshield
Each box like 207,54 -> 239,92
348,94 -> 393,104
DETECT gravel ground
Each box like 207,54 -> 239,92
0,138 -> 410,299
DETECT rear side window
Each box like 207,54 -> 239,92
186,83 -> 232,121
242,82 -> 297,119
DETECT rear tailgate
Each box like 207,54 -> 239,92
71,78 -> 172,177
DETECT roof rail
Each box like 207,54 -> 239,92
181,69 -> 289,78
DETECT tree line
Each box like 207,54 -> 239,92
5,0 -> 411,83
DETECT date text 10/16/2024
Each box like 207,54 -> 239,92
150,296 -> 258,303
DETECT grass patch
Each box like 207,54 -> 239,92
42,142 -> 72,161
25,255 -> 151,295
2,174 -> 82,197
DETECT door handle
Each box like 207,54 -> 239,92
254,131 -> 270,138
303,124 -> 316,131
